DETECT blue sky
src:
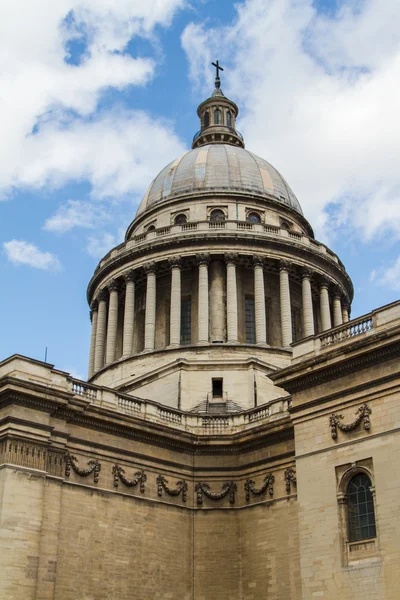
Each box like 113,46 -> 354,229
1,0 -> 400,379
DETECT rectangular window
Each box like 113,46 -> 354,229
180,297 -> 191,345
291,309 -> 300,343
212,378 -> 223,398
245,296 -> 256,344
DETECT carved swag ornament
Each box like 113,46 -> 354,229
195,481 -> 237,505
157,475 -> 188,503
284,467 -> 297,493
329,403 -> 372,440
245,474 -> 275,501
112,465 -> 147,492
64,453 -> 101,483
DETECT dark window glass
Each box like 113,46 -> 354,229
147,225 -> 156,232
280,220 -> 291,230
204,112 -> 210,128
174,213 -> 187,225
347,474 -> 376,542
210,209 -> 225,222
291,310 -> 298,343
226,111 -> 232,127
180,297 -> 191,345
212,378 -> 223,397
245,296 -> 256,344
247,212 -> 261,223
214,109 -> 221,125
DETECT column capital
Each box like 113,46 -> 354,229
144,262 -> 156,275
90,300 -> 98,312
196,253 -> 210,266
253,256 -> 264,268
123,269 -> 136,283
97,289 -> 108,302
319,276 -> 330,289
168,257 -> 182,270
301,266 -> 313,279
225,253 -> 238,265
279,259 -> 291,272
332,285 -> 342,299
108,279 -> 119,293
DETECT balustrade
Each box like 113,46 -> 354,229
320,316 -> 373,347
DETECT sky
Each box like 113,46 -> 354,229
1,0 -> 400,380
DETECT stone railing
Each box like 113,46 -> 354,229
71,380 -> 98,400
292,300 -> 400,360
320,316 -> 373,347
98,220 -> 344,272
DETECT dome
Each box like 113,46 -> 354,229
136,144 -> 303,216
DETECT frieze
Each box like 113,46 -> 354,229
112,465 -> 147,492
284,467 -> 297,493
156,475 -> 188,502
195,481 -> 237,505
244,473 -> 275,501
64,453 -> 101,483
330,403 -> 371,440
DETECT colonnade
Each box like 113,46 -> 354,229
88,255 -> 350,378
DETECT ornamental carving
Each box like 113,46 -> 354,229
196,253 -> 210,266
279,259 -> 291,271
64,453 -> 101,483
253,256 -> 264,268
225,252 -> 238,265
168,257 -> 182,269
284,467 -> 297,493
123,269 -> 136,283
195,481 -> 237,505
156,475 -> 188,502
108,279 -> 119,293
144,262 -> 156,275
330,403 -> 372,440
112,465 -> 147,492
245,473 -> 275,501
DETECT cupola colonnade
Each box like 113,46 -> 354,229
88,254 -> 350,378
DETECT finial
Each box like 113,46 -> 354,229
212,60 -> 224,89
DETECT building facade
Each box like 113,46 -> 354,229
1,75 -> 400,600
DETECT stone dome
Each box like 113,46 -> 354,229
136,144 -> 303,216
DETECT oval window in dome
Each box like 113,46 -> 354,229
247,212 -> 261,223
210,209 -> 225,222
174,213 -> 187,225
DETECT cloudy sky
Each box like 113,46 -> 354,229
1,0 -> 399,379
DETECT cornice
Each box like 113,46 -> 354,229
272,335 -> 400,394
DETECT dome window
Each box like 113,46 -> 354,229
280,219 -> 292,231
226,111 -> 232,128
210,209 -> 226,222
214,109 -> 221,125
174,213 -> 187,225
204,111 -> 210,129
247,212 -> 261,224
146,224 -> 156,232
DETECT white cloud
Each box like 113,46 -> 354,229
44,200 -> 111,233
0,0 -> 186,199
182,0 -> 400,242
86,232 -> 117,258
3,240 -> 61,271
373,257 -> 400,292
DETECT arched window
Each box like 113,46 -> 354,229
214,109 -> 221,125
280,220 -> 291,231
226,111 -> 232,128
204,112 -> 210,129
210,209 -> 225,222
174,213 -> 187,225
347,473 -> 376,541
247,212 -> 261,223
146,225 -> 156,232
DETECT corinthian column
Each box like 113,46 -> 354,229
225,254 -> 238,343
333,289 -> 343,328
280,260 -> 293,347
210,259 -> 225,343
94,290 -> 107,372
88,302 -> 98,379
197,254 -> 209,344
122,271 -> 136,357
342,303 -> 350,323
253,257 -> 266,345
144,263 -> 157,351
302,268 -> 314,337
320,279 -> 332,331
106,280 -> 119,365
169,258 -> 182,347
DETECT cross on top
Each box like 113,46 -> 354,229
212,60 -> 224,88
